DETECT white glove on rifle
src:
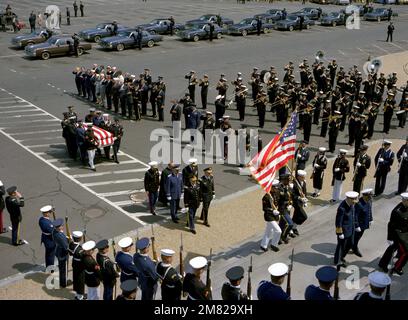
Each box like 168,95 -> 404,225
314,163 -> 320,169
403,152 -> 408,158
289,183 -> 294,189
378,158 -> 384,162
287,205 -> 293,211
338,234 -> 345,240
387,240 -> 393,245
297,154 -> 302,158
355,227 -> 361,232
213,195 -> 215,199
273,210 -> 280,216
180,194 -> 184,200
334,168 -> 340,172
167,196 -> 171,201
356,162 -> 362,167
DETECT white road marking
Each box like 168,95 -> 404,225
97,189 -> 144,197
1,113 -> 47,119
372,44 -> 390,54
96,159 -> 140,166
0,104 -> 33,109
113,200 -> 138,206
0,87 -> 149,226
10,129 -> 61,136
26,143 -> 64,148
83,178 -> 143,187
71,168 -> 146,178
17,136 -> 62,142
388,42 -> 403,49
0,100 -> 25,104
47,158 -> 74,163
0,109 -> 40,114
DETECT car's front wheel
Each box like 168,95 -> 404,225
332,21 -> 337,27
241,29 -> 248,36
26,41 -> 34,46
93,35 -> 101,42
147,40 -> 155,48
263,27 -> 270,33
216,33 -> 222,39
288,25 -> 294,31
77,47 -> 84,56
193,35 -> 200,42
41,51 -> 50,60
116,43 -> 124,51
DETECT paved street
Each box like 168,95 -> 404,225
0,0 -> 407,291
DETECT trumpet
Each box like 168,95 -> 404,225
320,114 -> 342,122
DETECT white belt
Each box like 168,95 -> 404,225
188,294 -> 197,300
85,270 -> 94,275
121,270 -> 133,276
73,258 -> 81,262
42,232 -> 51,236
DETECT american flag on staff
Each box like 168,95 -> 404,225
249,112 -> 297,192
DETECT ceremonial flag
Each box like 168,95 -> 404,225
81,124 -> 114,147
249,112 -> 297,192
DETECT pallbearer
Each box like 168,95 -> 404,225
257,263 -> 291,300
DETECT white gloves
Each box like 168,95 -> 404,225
356,162 -> 362,167
387,240 -> 394,245
301,197 -> 308,203
289,183 -> 294,189
314,163 -> 320,169
180,194 -> 184,200
355,227 -> 361,232
403,152 -> 408,158
167,196 -> 171,201
369,221 -> 372,227
213,195 -> 215,199
378,158 -> 384,162
273,210 -> 280,216
297,154 -> 302,158
338,234 -> 345,239
304,203 -> 308,208
287,205 -> 293,211
334,168 -> 340,172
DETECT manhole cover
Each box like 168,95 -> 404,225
84,208 -> 105,218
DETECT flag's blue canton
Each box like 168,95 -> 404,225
279,112 -> 297,143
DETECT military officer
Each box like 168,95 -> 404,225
292,170 -> 308,236
182,158 -> 199,187
96,239 -> 119,300
334,191 -> 360,267
156,248 -> 183,301
331,149 -> 350,203
255,91 -> 267,128
0,181 -> 5,234
109,118 -> 123,164
133,237 -> 159,300
144,161 -> 160,215
354,271 -> 391,300
166,165 -> 184,223
328,111 -> 342,153
378,193 -> 408,275
294,140 -> 310,171
184,176 -> 201,234
396,137 -> 408,194
311,147 -> 328,198
159,162 -> 174,206
185,70 -> 198,103
38,205 -> 56,268
221,266 -> 249,300
199,167 -> 215,227
257,263 -> 290,300
304,266 -> 338,300
383,92 -> 396,134
115,237 -> 139,282
215,95 -> 226,125
199,74 -> 209,109
5,186 -> 25,246
353,145 -> 371,193
201,111 -> 215,142
82,240 -> 102,300
183,256 -> 211,300
320,100 -> 331,137
277,174 -> 294,244
69,230 -> 85,300
52,218 -> 69,287
374,140 -> 395,197
116,279 -> 138,300
260,180 -> 281,252
352,189 -> 373,257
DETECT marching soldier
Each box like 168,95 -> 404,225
159,162 -> 174,206
82,241 -> 102,300
257,263 -> 290,300
311,147 -> 327,198
199,75 -> 209,109
216,76 -> 228,104
383,92 -> 396,134
331,149 -> 350,203
378,192 -> 408,274
115,237 -> 139,282
182,158 -> 199,187
69,231 -> 85,300
353,189 -> 373,257
354,271 -> 391,300
170,100 -> 182,124
184,176 -> 201,234
144,161 -> 160,215
236,84 -> 247,122
328,111 -> 342,153
183,256 -> 211,300
133,237 -> 159,300
39,205 -> 56,268
353,144 -> 371,193
277,174 -> 294,244
255,91 -> 267,128
250,68 -> 260,101
396,137 -> 408,195
201,111 -> 215,141
5,186 -> 25,246
215,95 -> 226,126
320,100 -> 331,138
116,279 -> 138,300
292,170 -> 308,236
333,191 -> 360,267
96,239 -> 119,300
354,114 -> 368,157
199,167 -> 215,227
302,105 -> 313,143
109,118 -> 123,164
260,180 -> 282,252
167,165 -> 184,223
221,266 -> 249,300
156,249 -> 183,301
305,266 -> 338,300
185,71 -> 198,103
294,140 -> 310,171
374,140 -> 395,197
52,218 -> 69,288
367,102 -> 379,139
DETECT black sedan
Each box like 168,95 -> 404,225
320,12 -> 346,26
135,18 -> 185,35
228,17 -> 274,36
185,14 -> 234,27
299,7 -> 323,20
98,30 -> 163,51
265,9 -> 286,21
78,23 -> 128,42
177,24 -> 224,41
364,8 -> 394,21
275,15 -> 314,31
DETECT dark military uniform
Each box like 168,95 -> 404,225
184,182 -> 201,232
109,121 -> 123,164
374,147 -> 394,196
277,183 -> 294,242
144,168 -> 160,214
354,292 -> 384,301
221,283 -> 249,300
295,146 -> 310,170
182,165 -> 198,187
96,252 -> 119,300
183,273 -> 210,300
156,262 -> 183,301
159,166 -> 173,206
257,281 -> 290,300
199,78 -> 209,109
292,178 -> 308,226
353,197 -> 373,254
199,174 -> 215,226
305,285 -> 334,300
82,253 -> 102,300
133,252 -> 159,300
353,151 -> 371,193
328,117 -> 340,153
383,97 -> 396,134
69,240 -> 85,298
52,226 -> 69,287
5,191 -> 24,245
397,142 -> 408,194
312,152 -> 327,192
115,251 -> 139,282
331,156 -> 350,201
39,216 -> 55,267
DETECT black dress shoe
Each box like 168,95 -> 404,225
172,219 -> 179,224
392,268 -> 404,276
260,246 -> 268,252
353,249 -> 363,257
293,229 -> 299,236
191,229 -> 196,235
151,211 -> 157,216
278,240 -> 283,245
337,262 -> 347,268
204,222 -> 210,227
282,238 -> 289,244
270,245 -> 280,252
289,233 -> 296,238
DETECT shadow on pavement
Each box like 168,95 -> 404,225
24,272 -> 75,299
311,242 -> 336,255
13,263 -> 38,273
293,251 -> 333,266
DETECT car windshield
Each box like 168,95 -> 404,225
119,31 -> 132,37
185,23 -> 200,30
199,15 -> 213,20
48,37 -> 59,45
149,19 -> 160,25
239,18 -> 253,24
373,8 -> 384,13
95,23 -> 108,29
287,16 -> 298,21
329,12 -> 339,17
303,8 -> 313,12
268,9 -> 279,14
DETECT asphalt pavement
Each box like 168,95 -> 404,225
0,0 -> 407,282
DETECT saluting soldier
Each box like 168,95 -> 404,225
156,249 -> 183,301
38,205 -> 56,269
255,91 -> 267,128
199,167 -> 215,227
69,231 -> 85,300
383,92 -> 396,134
115,237 -> 139,282
257,263 -> 290,300
331,149 -> 350,203
144,161 -> 160,215
333,191 -> 360,267
352,189 -> 373,257
96,239 -> 119,300
374,140 -> 395,197
182,158 -> 199,187
396,136 -> 408,195
354,271 -> 391,300
52,218 -> 69,288
292,170 -> 308,237
260,180 -> 281,253
116,279 -> 138,300
133,237 -> 159,300
199,74 -> 209,109
5,186 -> 25,246
221,266 -> 249,300
201,111 -> 215,141
305,266 -> 338,300
236,84 -> 247,122
295,140 -> 310,171
82,241 -> 102,300
185,70 -> 198,103
214,95 -> 226,126
183,256 -> 211,300
311,147 -> 327,198
353,145 -> 371,193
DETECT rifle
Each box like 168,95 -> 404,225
247,256 -> 253,299
180,233 -> 187,298
65,216 -> 71,239
135,229 -> 140,253
385,246 -> 397,300
286,248 -> 294,296
206,248 -> 213,300
151,225 -> 158,261
111,239 -> 120,300
333,264 -> 341,300
51,207 -> 56,221
83,228 -> 87,242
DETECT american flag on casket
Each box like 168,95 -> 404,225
81,124 -> 115,147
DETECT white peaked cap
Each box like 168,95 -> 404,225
40,205 -> 53,213
272,180 -> 280,186
149,161 -> 158,167
319,147 -> 326,152
82,240 -> 96,251
368,271 -> 391,288
268,263 -> 288,277
72,231 -> 83,238
297,170 -> 307,177
160,249 -> 175,257
361,188 -> 373,195
189,256 -> 207,269
345,191 -> 359,199
118,236 -> 133,248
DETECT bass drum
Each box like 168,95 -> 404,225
260,69 -> 269,83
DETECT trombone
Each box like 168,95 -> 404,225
226,87 -> 248,107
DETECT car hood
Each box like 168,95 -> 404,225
26,42 -> 52,50
12,34 -> 38,41
276,20 -> 294,25
79,28 -> 101,34
100,35 -> 127,43
186,19 -> 206,24
229,24 -> 249,29
137,23 -> 156,29
365,13 -> 378,17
